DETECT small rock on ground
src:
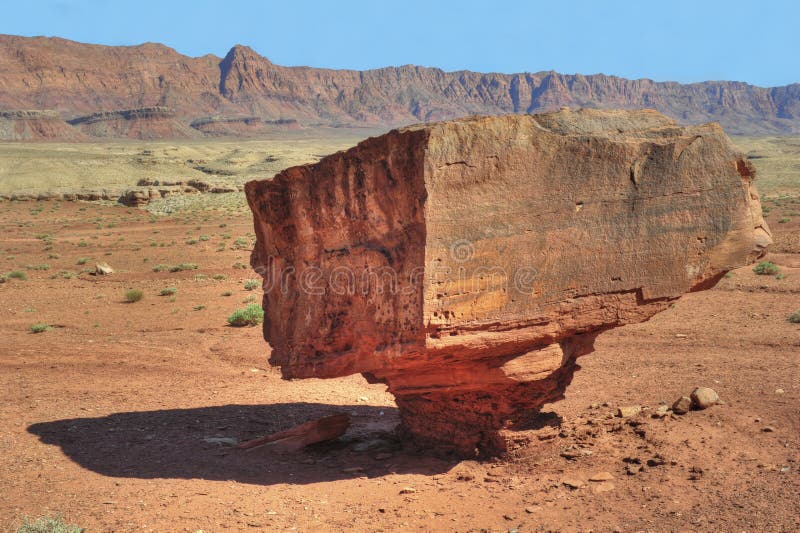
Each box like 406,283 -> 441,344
672,396 -> 692,414
617,406 -> 641,418
95,262 -> 114,275
562,478 -> 585,489
690,387 -> 720,409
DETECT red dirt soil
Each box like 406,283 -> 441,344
0,200 -> 797,532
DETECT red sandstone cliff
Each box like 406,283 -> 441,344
1,34 -> 798,138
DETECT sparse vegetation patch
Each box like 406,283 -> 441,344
227,304 -> 264,327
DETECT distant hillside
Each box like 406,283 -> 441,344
0,34 -> 798,139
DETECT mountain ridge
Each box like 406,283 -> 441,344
0,33 -> 798,138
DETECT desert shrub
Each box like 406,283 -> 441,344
227,304 -> 264,327
7,271 -> 27,280
186,239 -> 198,245
124,289 -> 144,303
25,264 -> 50,271
232,237 -> 250,250
30,323 -> 51,333
76,258 -> 88,265
194,304 -> 206,311
77,240 -> 87,247
160,287 -> 177,296
170,263 -> 198,272
753,261 -> 780,276
17,514 -> 83,533
212,274 -> 226,280
199,235 -> 211,241
244,279 -> 260,291
778,217 -> 790,223
789,311 -> 800,324
232,262 -> 248,269
0,274 -> 6,283
47,253 -> 60,259
152,264 -> 170,272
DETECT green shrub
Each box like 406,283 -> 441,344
232,237 -> 250,250
199,235 -> 211,241
76,258 -> 88,265
17,514 -> 83,533
124,289 -> 144,303
7,271 -> 27,280
186,239 -> 198,245
25,264 -> 50,271
753,262 -> 780,276
160,287 -> 177,296
232,262 -> 248,269
30,323 -> 51,333
170,263 -> 198,272
789,311 -> 800,324
194,304 -> 206,311
227,304 -> 264,327
244,279 -> 260,291
212,274 -> 226,280
778,218 -> 790,223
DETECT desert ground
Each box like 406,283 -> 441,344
0,133 -> 798,532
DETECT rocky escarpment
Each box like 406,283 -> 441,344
0,110 -> 86,141
0,34 -> 798,136
190,116 -> 301,136
68,107 -> 199,140
245,109 -> 771,456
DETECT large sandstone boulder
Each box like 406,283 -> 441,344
245,109 -> 770,455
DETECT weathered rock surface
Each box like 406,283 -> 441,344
245,109 -> 771,455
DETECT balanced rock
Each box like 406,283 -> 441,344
245,109 -> 770,456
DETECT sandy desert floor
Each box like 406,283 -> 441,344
0,194 -> 797,532
0,134 -> 798,531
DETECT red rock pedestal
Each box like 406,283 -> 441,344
245,109 -> 770,456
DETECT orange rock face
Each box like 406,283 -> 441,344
245,109 -> 771,455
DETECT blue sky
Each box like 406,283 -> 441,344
1,0 -> 797,87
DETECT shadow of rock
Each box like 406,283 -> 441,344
28,403 -> 455,485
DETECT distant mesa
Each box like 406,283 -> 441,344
190,116 -> 301,136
